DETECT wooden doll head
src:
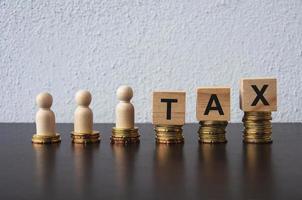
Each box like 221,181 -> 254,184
75,90 -> 92,107
36,92 -> 53,109
117,85 -> 133,102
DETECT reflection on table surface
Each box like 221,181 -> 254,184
0,123 -> 301,199
72,143 -> 100,198
153,144 -> 185,199
196,144 -> 230,199
32,143 -> 60,197
241,144 -> 275,199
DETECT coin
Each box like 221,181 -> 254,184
154,125 -> 184,144
111,127 -> 140,144
242,112 -> 272,143
71,130 -> 100,144
32,133 -> 61,144
198,121 -> 228,143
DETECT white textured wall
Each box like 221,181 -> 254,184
1,0 -> 302,123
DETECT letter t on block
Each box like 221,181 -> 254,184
240,77 -> 277,111
152,91 -> 186,125
196,87 -> 231,121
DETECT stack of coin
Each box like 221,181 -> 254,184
32,133 -> 61,144
111,127 -> 140,144
71,131 -> 100,144
242,111 -> 272,143
198,121 -> 228,143
154,125 -> 184,144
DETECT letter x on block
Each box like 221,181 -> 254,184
152,91 -> 186,125
240,77 -> 277,112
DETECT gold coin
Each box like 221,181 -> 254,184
242,111 -> 273,144
111,127 -> 140,140
32,133 -> 61,144
111,137 -> 140,144
154,125 -> 184,144
156,138 -> 184,144
198,121 -> 228,143
71,131 -> 100,144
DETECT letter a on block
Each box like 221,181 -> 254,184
152,91 -> 186,125
196,87 -> 231,121
240,77 -> 277,111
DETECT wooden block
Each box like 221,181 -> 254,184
152,91 -> 186,125
196,87 -> 231,121
240,77 -> 277,111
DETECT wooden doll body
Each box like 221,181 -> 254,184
35,92 -> 56,136
115,86 -> 135,129
74,90 -> 93,134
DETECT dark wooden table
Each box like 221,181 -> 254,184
0,123 -> 301,200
